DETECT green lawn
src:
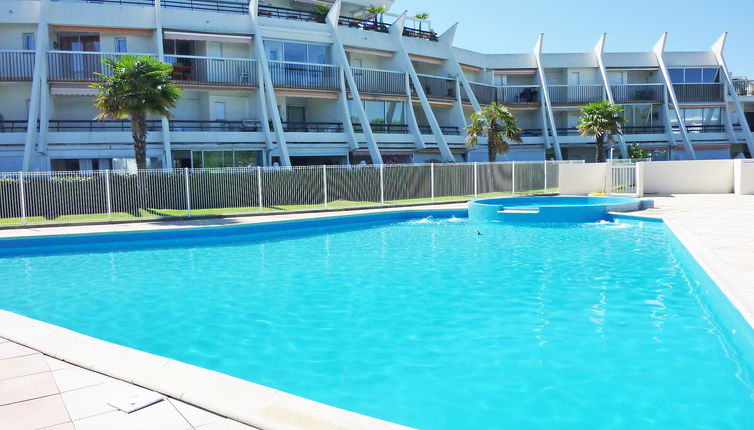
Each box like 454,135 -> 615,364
0,188 -> 558,227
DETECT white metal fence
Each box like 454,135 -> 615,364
0,161 -> 579,227
611,163 -> 638,195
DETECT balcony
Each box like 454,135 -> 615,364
622,126 -> 666,135
402,27 -> 439,42
278,122 -> 343,133
353,124 -> 409,134
462,83 -> 540,106
611,84 -> 664,104
170,120 -> 260,131
52,0 -> 155,5
166,55 -> 258,87
162,0 -> 248,14
268,61 -> 340,91
548,85 -> 604,105
418,125 -> 461,135
47,120 -> 162,132
0,121 -> 29,133
672,83 -> 724,103
47,51 -> 148,82
734,80 -> 754,96
674,124 -> 725,133
257,5 -> 322,22
350,68 -> 406,96
337,16 -> 390,33
0,51 -> 35,82
413,74 -> 456,99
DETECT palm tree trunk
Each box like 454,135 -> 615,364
595,135 -> 605,163
131,114 -> 148,170
487,133 -> 496,163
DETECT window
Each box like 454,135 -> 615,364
22,33 -> 34,50
214,102 -> 226,121
355,100 -> 407,130
668,67 -> 720,83
189,150 -> 261,168
115,38 -> 127,53
264,40 -> 331,64
670,107 -> 722,132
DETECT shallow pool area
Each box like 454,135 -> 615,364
2,211 -> 754,430
468,196 -> 647,222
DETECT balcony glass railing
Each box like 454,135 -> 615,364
337,16 -> 390,33
672,83 -> 724,103
622,126 -> 665,135
0,120 -> 29,133
414,74 -> 456,99
278,122 -> 344,133
353,123 -> 410,134
548,85 -> 604,105
611,83 -> 664,103
257,5 -> 322,22
162,0 -> 248,14
165,55 -> 257,86
0,51 -> 35,82
268,61 -> 340,90
350,67 -> 405,96
418,125 -> 461,135
520,128 -> 543,137
52,0 -> 155,5
733,80 -> 754,96
170,120 -> 260,131
674,124 -> 725,133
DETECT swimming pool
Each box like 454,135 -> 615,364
2,211 -> 754,429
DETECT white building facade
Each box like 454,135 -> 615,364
1,0 -> 753,171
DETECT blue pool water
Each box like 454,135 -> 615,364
2,211 -> 754,429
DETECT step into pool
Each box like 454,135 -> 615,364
1,210 -> 753,429
468,196 -> 648,222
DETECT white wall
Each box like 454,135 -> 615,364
641,160 -> 734,194
0,84 -> 32,120
734,159 -> 754,195
558,163 -> 607,195
0,24 -> 37,50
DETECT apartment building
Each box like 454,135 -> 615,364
0,0 -> 752,171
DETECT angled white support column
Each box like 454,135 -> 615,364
22,0 -> 50,171
660,86 -> 676,150
653,33 -> 696,159
404,73 -> 426,151
337,67 -> 358,151
390,11 -> 455,162
539,90 -> 551,150
250,0 -> 291,167
594,34 -> 628,158
712,33 -> 754,157
442,23 -> 481,113
325,1 -> 381,163
36,63 -> 50,157
255,60 -> 274,152
154,0 -> 173,170
534,34 -> 562,160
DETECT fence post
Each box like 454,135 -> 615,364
105,169 -> 112,221
323,165 -> 328,209
184,168 -> 191,217
257,166 -> 263,212
430,163 -> 435,202
543,161 -> 548,193
18,171 -> 26,226
379,164 -> 385,205
473,162 -> 478,198
511,161 -> 516,196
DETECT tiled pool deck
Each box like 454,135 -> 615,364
0,194 -> 752,430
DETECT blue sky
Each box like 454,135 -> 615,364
390,0 -> 754,77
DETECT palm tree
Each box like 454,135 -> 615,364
367,5 -> 386,26
91,55 -> 181,170
576,101 -> 625,163
414,12 -> 429,31
465,103 -> 522,162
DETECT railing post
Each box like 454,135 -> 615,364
379,164 -> 385,205
473,162 -> 478,198
511,161 -> 516,196
18,171 -> 26,226
543,161 -> 548,193
105,169 -> 112,221
323,165 -> 328,209
184,167 -> 191,217
257,166 -> 263,212
430,163 -> 435,202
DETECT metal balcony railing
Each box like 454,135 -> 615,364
47,120 -> 162,132
350,67 -> 405,96
165,55 -> 257,86
672,83 -> 724,103
278,122 -> 344,133
170,120 -> 260,131
497,85 -> 540,105
622,126 -> 665,135
611,84 -> 664,103
548,85 -> 604,105
47,51 -> 152,82
414,74 -> 456,99
402,27 -> 439,42
257,5 -> 322,22
162,0 -> 248,14
51,0 -> 155,5
733,80 -> 754,96
520,129 -> 543,137
337,16 -> 390,33
353,123 -> 409,134
0,51 -> 35,81
556,128 -> 583,136
268,61 -> 340,90
464,83 -> 495,104
674,124 -> 725,133
0,121 -> 29,133
418,125 -> 461,135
